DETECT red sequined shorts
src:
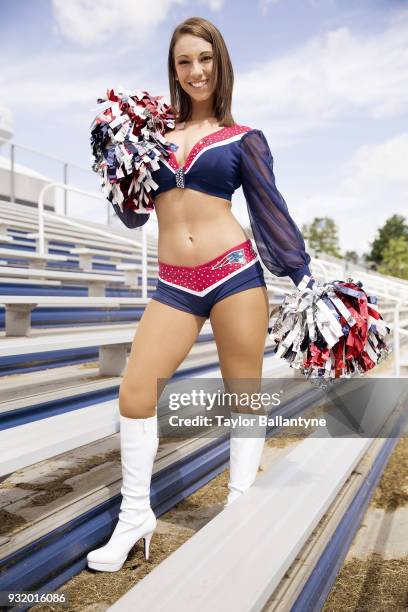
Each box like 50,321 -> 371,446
151,239 -> 266,318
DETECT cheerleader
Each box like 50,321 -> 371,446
87,15 -> 322,572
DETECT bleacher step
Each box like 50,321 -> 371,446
0,431 -> 211,561
0,341 -> 220,413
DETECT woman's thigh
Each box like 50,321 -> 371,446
210,286 -> 269,411
210,286 -> 269,376
120,299 -> 206,418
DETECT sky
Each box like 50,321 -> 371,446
0,0 -> 407,256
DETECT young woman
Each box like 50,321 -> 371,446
87,16 -> 312,572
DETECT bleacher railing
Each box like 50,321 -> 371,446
0,138 -> 90,215
37,182 -> 148,298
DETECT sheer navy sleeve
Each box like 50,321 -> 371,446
112,203 -> 150,229
240,129 -> 312,287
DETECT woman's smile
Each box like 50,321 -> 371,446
189,80 -> 208,89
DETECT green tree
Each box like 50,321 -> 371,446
344,250 -> 359,264
368,214 -> 408,265
378,237 -> 408,280
302,217 -> 341,258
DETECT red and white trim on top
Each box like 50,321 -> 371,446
166,124 -> 252,174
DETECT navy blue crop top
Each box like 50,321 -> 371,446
113,124 -> 312,286
151,124 -> 247,201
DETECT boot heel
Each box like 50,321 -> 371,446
144,531 -> 154,560
86,414 -> 159,573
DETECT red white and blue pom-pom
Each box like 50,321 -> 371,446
90,88 -> 177,215
269,276 -> 390,381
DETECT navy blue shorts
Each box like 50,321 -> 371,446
151,240 -> 266,318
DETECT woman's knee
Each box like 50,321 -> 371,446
118,381 -> 157,418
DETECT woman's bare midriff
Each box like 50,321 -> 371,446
154,187 -> 249,266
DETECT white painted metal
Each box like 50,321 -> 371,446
0,324 -> 135,358
0,278 -> 62,287
0,297 -> 151,336
0,247 -> 68,266
0,264 -> 123,283
37,183 -> 106,256
142,222 -> 147,299
36,183 -> 157,299
70,247 -> 157,264
0,265 -> 151,297
391,299 -> 408,377
0,401 -> 120,477
0,296 -> 150,306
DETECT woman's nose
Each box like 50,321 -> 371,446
190,61 -> 204,78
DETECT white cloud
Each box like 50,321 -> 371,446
260,0 -> 336,18
0,64 -> 115,118
51,0 -> 224,47
51,0 -> 187,47
4,4 -> 406,136
259,0 -> 281,16
307,0 -> 336,7
235,13 -> 408,144
341,133 -> 408,197
1,0 -> 226,115
199,0 -> 225,10
0,48 -> 164,119
284,134 -> 408,254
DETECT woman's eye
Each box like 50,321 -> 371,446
178,57 -> 212,65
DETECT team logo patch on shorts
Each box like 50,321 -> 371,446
210,248 -> 245,269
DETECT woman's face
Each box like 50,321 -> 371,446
173,34 -> 215,103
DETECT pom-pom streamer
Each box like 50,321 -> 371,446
90,88 -> 177,215
269,276 -> 390,380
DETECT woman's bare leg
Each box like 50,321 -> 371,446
210,286 -> 269,505
210,286 -> 269,409
120,300 -> 207,418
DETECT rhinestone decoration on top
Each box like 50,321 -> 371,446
175,168 -> 185,188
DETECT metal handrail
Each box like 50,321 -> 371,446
37,182 -> 148,299
392,300 -> 408,376
0,137 -> 89,169
350,269 -> 408,299
0,137 -> 90,213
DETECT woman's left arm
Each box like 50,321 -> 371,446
240,129 -> 313,287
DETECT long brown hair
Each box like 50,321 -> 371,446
168,17 -> 236,127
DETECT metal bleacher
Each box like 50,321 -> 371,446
0,194 -> 290,478
1,195 -> 408,611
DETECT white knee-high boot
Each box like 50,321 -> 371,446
87,414 -> 159,572
225,411 -> 266,506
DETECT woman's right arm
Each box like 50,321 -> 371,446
112,204 -> 150,229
